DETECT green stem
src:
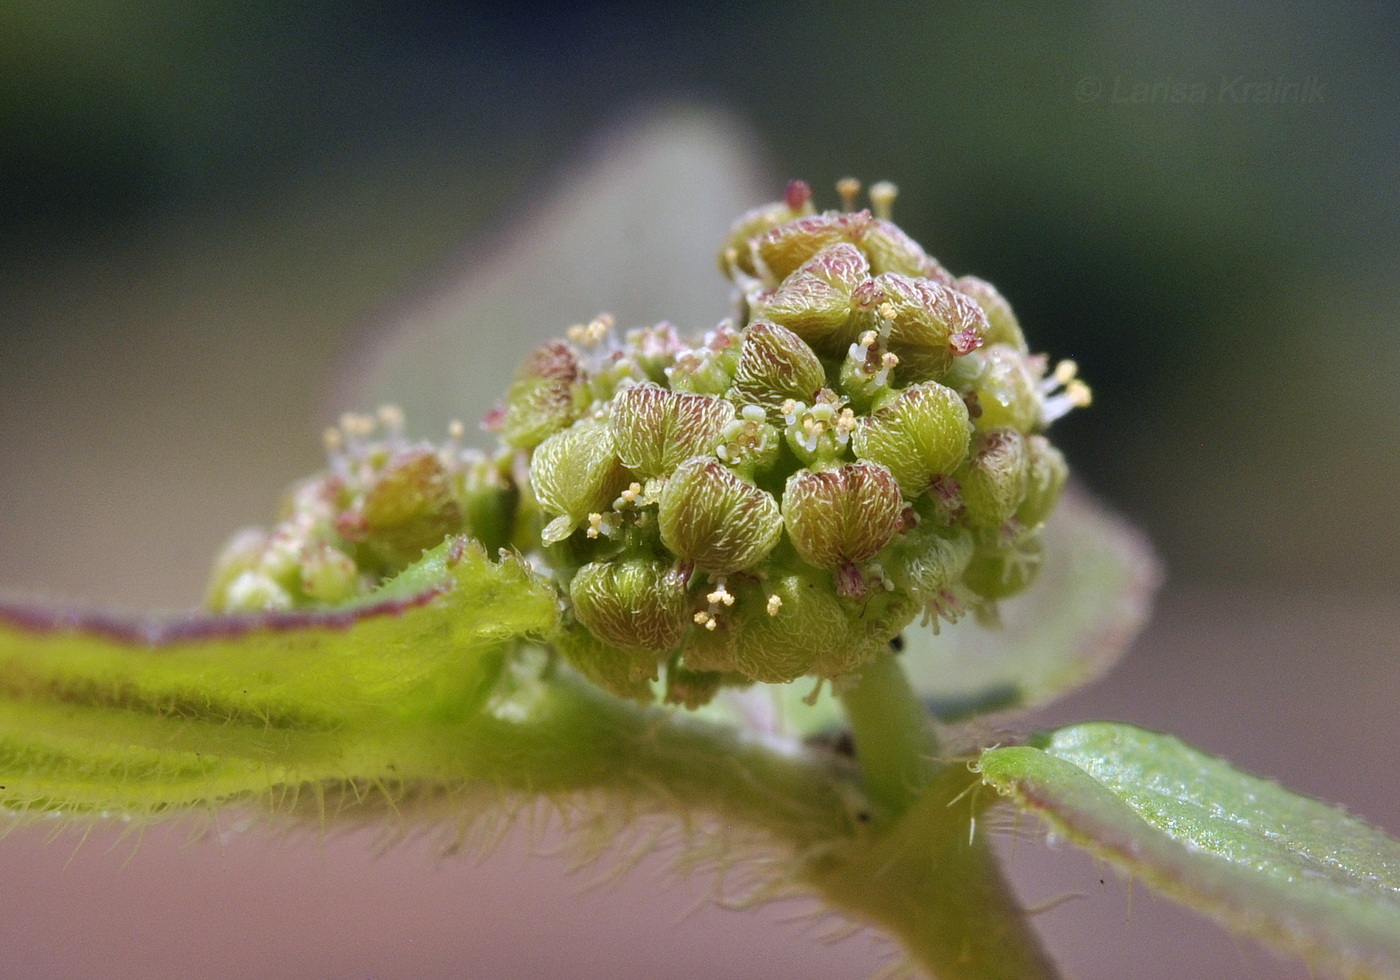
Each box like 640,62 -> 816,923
839,649 -> 941,819
817,651 -> 1060,980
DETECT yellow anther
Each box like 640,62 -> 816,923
706,585 -> 735,607
766,593 -> 783,616
1067,379 -> 1093,407
1054,359 -> 1079,385
877,302 -> 898,322
869,181 -> 898,220
586,513 -> 609,539
836,177 -> 861,212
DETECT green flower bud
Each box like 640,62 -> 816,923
757,243 -> 868,356
852,382 -> 971,499
530,420 -> 632,544
882,516 -> 975,608
955,429 -> 1030,529
553,619 -> 657,704
663,662 -> 726,710
731,572 -> 854,683
730,321 -> 827,414
851,274 -> 988,384
298,541 -> 360,604
1016,435 -> 1069,529
658,457 -> 782,574
223,569 -> 294,612
966,344 -> 1043,433
498,341 -> 582,450
751,213 -> 854,284
354,448 -> 464,570
570,558 -> 690,654
676,617 -> 739,674
713,408 -> 782,478
718,181 -> 816,278
456,451 -> 519,555
963,528 -> 1043,601
621,323 -> 686,384
205,527 -> 274,611
665,323 -> 742,395
610,383 -> 735,480
780,391 -> 858,469
955,275 -> 1027,352
782,463 -> 903,570
860,216 -> 952,281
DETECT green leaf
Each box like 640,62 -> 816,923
980,722 -> 1400,979
0,539 -> 557,820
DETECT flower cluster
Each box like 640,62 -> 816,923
207,179 -> 1087,708
205,408 -> 517,612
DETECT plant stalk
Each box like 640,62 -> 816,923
815,651 -> 1061,980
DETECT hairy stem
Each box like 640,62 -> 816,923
820,650 -> 1061,980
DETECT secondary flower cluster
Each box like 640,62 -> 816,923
206,179 -> 1087,708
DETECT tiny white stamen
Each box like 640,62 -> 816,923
869,181 -> 898,220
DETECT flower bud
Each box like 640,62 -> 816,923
622,322 -> 686,383
664,663 -> 726,710
658,457 -> 782,574
499,341 -> 582,449
954,275 -> 1027,352
713,409 -> 782,477
224,569 -> 293,612
963,529 -> 1043,601
780,393 -> 858,469
731,573 -> 853,683
882,518 -> 975,606
782,463 -> 903,569
530,420 -> 632,544
298,540 -> 361,604
966,344 -> 1043,433
718,188 -> 816,278
457,452 -> 519,555
205,527 -> 274,611
553,619 -> 658,704
852,274 -> 988,384
860,217 -> 952,282
665,323 -> 742,395
955,429 -> 1030,529
852,381 -> 971,499
751,213 -> 853,284
757,243 -> 868,356
1016,435 -> 1068,529
610,383 -> 735,479
676,619 -> 739,675
357,448 -> 465,569
569,558 -> 690,654
730,321 -> 827,414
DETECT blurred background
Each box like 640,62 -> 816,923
1,1 -> 1397,977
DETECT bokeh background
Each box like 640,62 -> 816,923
2,2 -> 1398,977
